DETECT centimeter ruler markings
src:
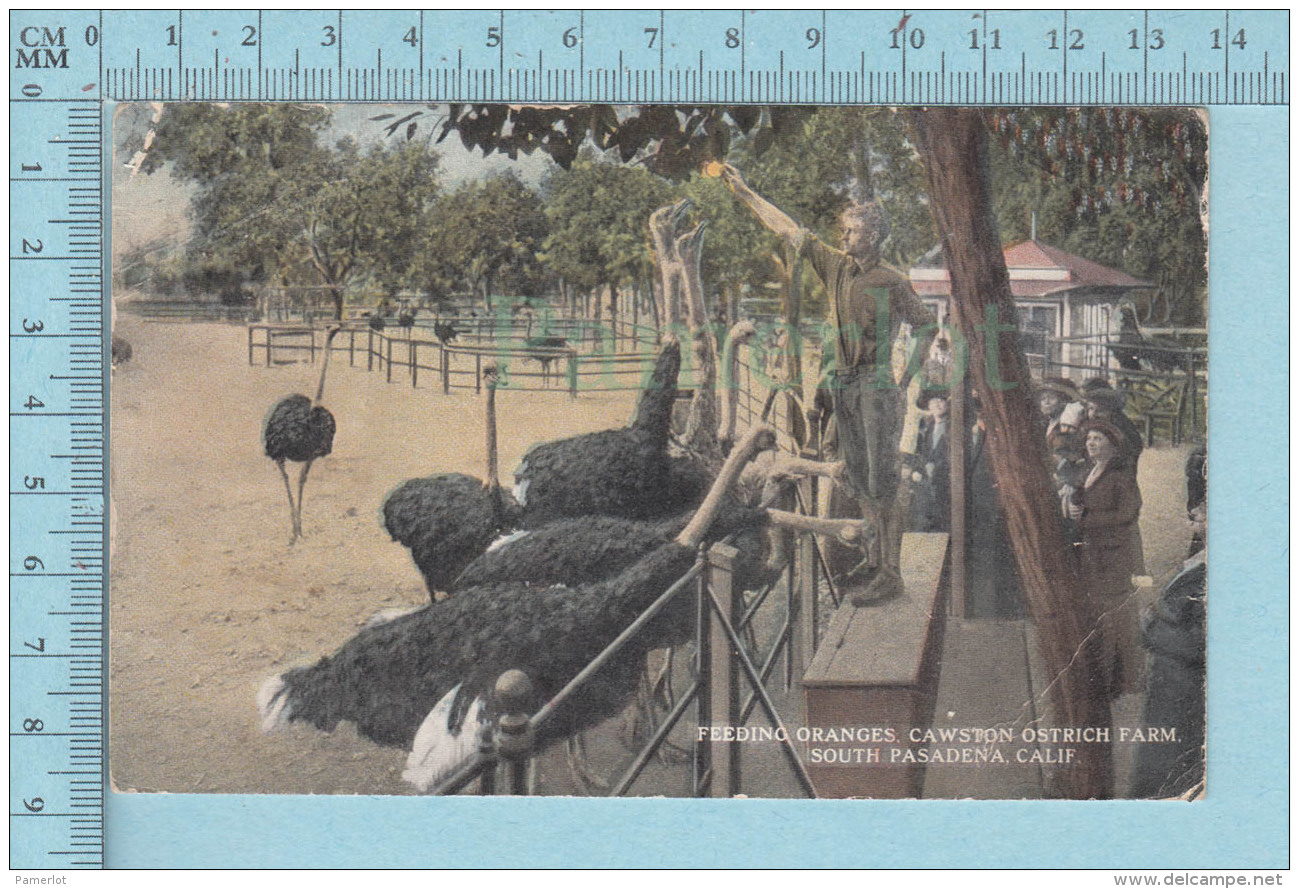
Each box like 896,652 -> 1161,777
6,6 -> 1288,872
9,86 -> 107,868
84,9 -> 1287,106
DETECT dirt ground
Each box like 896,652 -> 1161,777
108,318 -> 1197,797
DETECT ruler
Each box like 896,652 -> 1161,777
6,7 -> 1288,871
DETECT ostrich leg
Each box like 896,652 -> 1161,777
294,459 -> 315,539
276,460 -> 299,543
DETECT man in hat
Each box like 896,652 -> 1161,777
720,164 -> 936,604
910,390 -> 952,533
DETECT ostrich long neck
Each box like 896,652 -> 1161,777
716,327 -> 748,445
484,382 -> 499,491
676,425 -> 773,547
313,329 -> 340,405
678,230 -> 720,456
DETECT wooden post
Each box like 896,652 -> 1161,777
706,542 -> 741,798
948,333 -> 967,618
441,347 -> 450,395
247,327 -> 255,366
411,340 -> 419,388
348,328 -> 355,367
567,352 -> 578,399
475,354 -> 482,394
309,327 -> 316,364
789,459 -> 819,686
386,336 -> 393,383
493,670 -> 535,796
693,558 -> 712,797
367,328 -> 374,372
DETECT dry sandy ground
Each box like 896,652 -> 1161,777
109,318 -> 660,795
108,318 -> 1196,798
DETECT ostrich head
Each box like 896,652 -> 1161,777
674,219 -> 708,261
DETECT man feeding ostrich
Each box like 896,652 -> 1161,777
719,164 -> 936,604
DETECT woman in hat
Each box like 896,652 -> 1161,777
1083,386 -> 1144,475
1068,419 -> 1144,699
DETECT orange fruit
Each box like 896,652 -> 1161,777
702,161 -> 724,178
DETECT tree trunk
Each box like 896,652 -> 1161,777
911,108 -> 1113,800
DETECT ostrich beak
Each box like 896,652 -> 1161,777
670,198 -> 693,225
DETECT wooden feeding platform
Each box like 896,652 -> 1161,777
802,532 -> 950,799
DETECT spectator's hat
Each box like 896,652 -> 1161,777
1084,387 -> 1127,413
1037,376 -> 1081,402
1082,419 -> 1126,449
916,388 -> 950,410
1058,402 -> 1087,429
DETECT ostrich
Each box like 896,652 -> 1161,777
433,318 -> 459,345
1109,304 -> 1187,373
511,337 -> 690,526
262,325 -> 342,542
382,363 -> 519,599
110,335 -> 133,371
258,426 -> 828,791
524,334 -> 569,387
648,199 -> 692,329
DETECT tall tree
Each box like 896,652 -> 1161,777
911,109 -> 1112,799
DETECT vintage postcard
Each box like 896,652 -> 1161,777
108,103 -> 1208,803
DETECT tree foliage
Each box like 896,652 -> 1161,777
540,154 -> 673,297
985,108 -> 1208,324
413,172 -> 549,309
141,105 -> 441,318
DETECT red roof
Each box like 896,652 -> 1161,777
911,239 -> 1153,299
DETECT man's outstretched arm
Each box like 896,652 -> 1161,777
720,164 -> 803,245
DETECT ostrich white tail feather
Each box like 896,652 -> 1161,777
403,685 -> 487,793
256,676 -> 293,732
361,605 -> 422,629
486,529 -> 530,553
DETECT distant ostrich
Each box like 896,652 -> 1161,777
524,334 -> 569,387
433,318 -> 459,345
257,426 -> 791,790
511,338 -> 687,526
1109,303 -> 1186,373
262,325 -> 342,542
110,335 -> 133,371
382,363 -> 518,599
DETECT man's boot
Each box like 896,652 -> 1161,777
852,498 -> 905,606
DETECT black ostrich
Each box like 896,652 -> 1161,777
262,325 -> 342,542
512,337 -> 688,526
523,334 -> 569,387
381,363 -> 519,599
433,318 -> 459,345
110,335 -> 133,370
257,425 -> 781,791
1110,304 -> 1187,373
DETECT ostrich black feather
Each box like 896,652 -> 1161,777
263,395 -> 336,464
266,541 -> 704,750
513,340 -> 682,526
382,473 -> 520,596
